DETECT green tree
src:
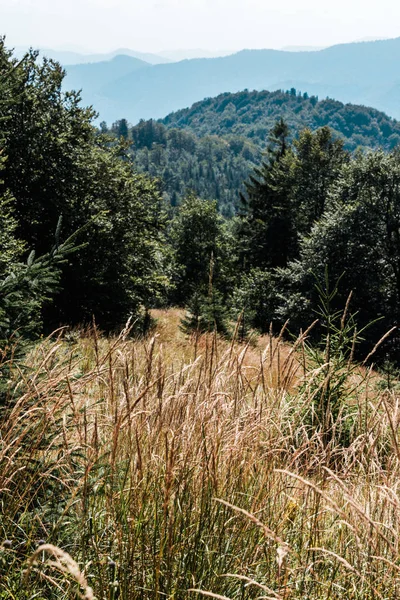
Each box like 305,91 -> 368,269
291,127 -> 348,233
0,190 -> 24,280
238,119 -> 297,271
0,40 -> 169,331
277,151 -> 400,359
0,221 -> 81,353
112,118 -> 129,139
169,195 -> 232,304
0,42 -> 95,253
230,268 -> 277,333
46,143 -> 169,331
180,289 -> 230,337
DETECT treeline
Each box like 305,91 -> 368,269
160,89 -> 400,151
167,120 -> 400,362
102,90 -> 400,214
2,41 -> 400,366
0,40 -> 168,357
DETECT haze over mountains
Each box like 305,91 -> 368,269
13,46 -> 235,65
13,46 -> 171,65
58,37 -> 400,125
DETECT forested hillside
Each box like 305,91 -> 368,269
3,38 -> 400,362
108,90 -> 400,214
161,89 -> 400,148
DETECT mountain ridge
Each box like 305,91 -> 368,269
13,46 -> 170,65
74,37 -> 400,124
63,55 -> 151,104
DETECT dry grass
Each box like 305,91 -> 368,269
0,310 -> 399,599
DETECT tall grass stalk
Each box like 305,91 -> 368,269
0,309 -> 398,599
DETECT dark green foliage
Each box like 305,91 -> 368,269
290,127 -> 349,232
277,150 -> 400,359
45,142 -> 169,331
161,90 -> 400,151
238,119 -> 297,271
238,123 -> 343,274
123,90 -> 394,215
237,123 -> 348,274
161,118 -> 400,362
0,193 -> 24,280
0,39 -> 169,333
130,123 -> 254,216
170,196 -> 235,337
169,195 -> 233,304
0,222 -> 81,354
180,290 -> 230,337
0,43 -> 95,254
230,269 -> 277,334
112,117 -> 129,139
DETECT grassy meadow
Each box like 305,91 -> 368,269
1,309 -> 400,599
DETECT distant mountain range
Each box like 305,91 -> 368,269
156,49 -> 236,61
64,55 -> 149,102
58,37 -> 400,124
13,46 -> 171,65
280,45 -> 326,52
13,46 -> 235,65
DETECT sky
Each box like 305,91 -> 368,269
2,0 -> 400,54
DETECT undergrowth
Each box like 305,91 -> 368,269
0,309 -> 399,599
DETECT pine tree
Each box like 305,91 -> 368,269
291,127 -> 348,233
238,119 -> 297,270
0,220 -> 81,349
170,195 -> 227,304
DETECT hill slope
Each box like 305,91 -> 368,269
124,90 -> 400,215
64,55 -> 151,105
160,89 -> 400,150
82,38 -> 400,124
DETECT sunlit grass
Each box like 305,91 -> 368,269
0,310 -> 399,599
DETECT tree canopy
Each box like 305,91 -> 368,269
0,39 -> 168,337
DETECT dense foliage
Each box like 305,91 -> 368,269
106,90 -> 400,214
2,37 -> 400,365
161,89 -> 400,151
165,124 -> 400,362
0,40 -> 168,345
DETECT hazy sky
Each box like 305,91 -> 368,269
2,0 -> 400,53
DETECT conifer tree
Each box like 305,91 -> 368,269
169,195 -> 229,304
291,127 -> 348,233
238,119 -> 297,271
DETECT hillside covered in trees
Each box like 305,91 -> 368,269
2,34 -> 400,368
3,38 -> 400,360
107,90 -> 400,214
